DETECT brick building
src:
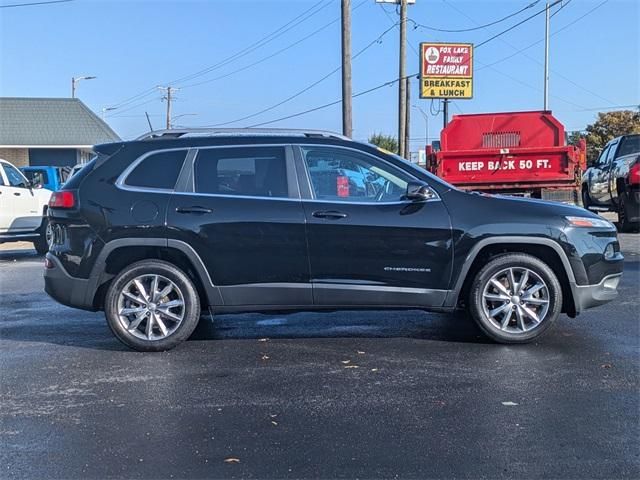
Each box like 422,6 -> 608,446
0,97 -> 120,168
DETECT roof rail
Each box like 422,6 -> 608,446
135,128 -> 350,142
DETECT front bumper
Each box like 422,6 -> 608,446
571,273 -> 623,313
44,253 -> 96,311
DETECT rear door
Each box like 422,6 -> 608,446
167,144 -> 311,307
296,144 -> 453,308
0,165 -> 11,232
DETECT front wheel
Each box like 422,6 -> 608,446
468,253 -> 562,344
104,260 -> 201,351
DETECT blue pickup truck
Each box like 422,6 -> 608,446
20,166 -> 71,192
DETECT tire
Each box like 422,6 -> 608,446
581,187 -> 592,210
468,253 -> 562,344
617,193 -> 640,233
104,260 -> 201,352
33,218 -> 49,255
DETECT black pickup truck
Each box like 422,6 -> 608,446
582,134 -> 640,232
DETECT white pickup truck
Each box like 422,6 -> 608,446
0,158 -> 53,254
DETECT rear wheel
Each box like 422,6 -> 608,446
618,192 -> 640,233
468,253 -> 562,344
581,187 -> 592,209
104,260 -> 201,351
33,218 -> 50,255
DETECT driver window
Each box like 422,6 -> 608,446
3,163 -> 28,188
302,146 -> 410,203
605,142 -> 618,164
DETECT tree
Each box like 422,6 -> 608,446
583,109 -> 640,162
368,133 -> 399,154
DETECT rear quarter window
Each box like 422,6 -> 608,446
125,150 -> 187,190
617,135 -> 640,158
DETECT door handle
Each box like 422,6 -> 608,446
175,206 -> 213,215
14,192 -> 21,196
312,210 -> 348,220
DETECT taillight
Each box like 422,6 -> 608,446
629,162 -> 640,186
49,190 -> 76,209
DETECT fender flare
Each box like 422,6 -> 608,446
444,236 -> 578,311
87,238 -> 223,307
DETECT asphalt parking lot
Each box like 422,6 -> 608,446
1,236 -> 639,479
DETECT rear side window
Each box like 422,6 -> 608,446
194,147 -> 288,198
125,150 -> 187,190
617,135 -> 640,158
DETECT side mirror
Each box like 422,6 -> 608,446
405,181 -> 437,201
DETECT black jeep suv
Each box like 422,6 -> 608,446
45,129 -> 624,351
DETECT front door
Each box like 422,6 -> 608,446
589,141 -> 618,205
296,145 -> 453,308
0,162 -> 40,232
168,144 -> 311,307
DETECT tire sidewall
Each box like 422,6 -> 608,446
469,254 -> 562,344
104,260 -> 201,351
33,217 -> 49,255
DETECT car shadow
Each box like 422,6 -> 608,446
0,248 -> 40,262
189,309 -> 492,345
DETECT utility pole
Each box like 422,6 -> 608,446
543,1 -> 550,110
442,98 -> 449,129
341,0 -> 353,138
398,0 -> 408,159
404,76 -> 411,159
158,86 -> 177,129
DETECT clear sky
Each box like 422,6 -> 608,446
1,0 -> 638,147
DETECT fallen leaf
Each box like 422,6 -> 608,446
271,421 -> 278,426
224,457 -> 240,464
601,363 -> 612,369
501,401 -> 519,406
344,365 -> 359,369
341,360 -> 351,364
261,355 -> 270,360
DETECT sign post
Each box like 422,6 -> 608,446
419,42 -> 474,100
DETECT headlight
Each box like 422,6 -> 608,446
565,216 -> 613,228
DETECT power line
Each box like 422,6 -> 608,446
107,0 -> 331,110
247,74 -> 413,128
247,0 -> 582,127
0,0 -> 71,8
474,0 -> 562,49
194,22 -> 398,127
442,0 -> 599,109
106,97 -> 158,117
179,0 -> 369,90
478,0 -> 609,70
409,0 -> 541,33
170,0 -> 333,86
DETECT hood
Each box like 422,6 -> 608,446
488,193 -> 598,218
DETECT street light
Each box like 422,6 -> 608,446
71,75 -> 97,98
413,105 -> 429,147
102,107 -> 117,120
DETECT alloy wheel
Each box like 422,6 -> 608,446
481,267 -> 550,334
45,222 -> 53,248
117,274 -> 185,341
